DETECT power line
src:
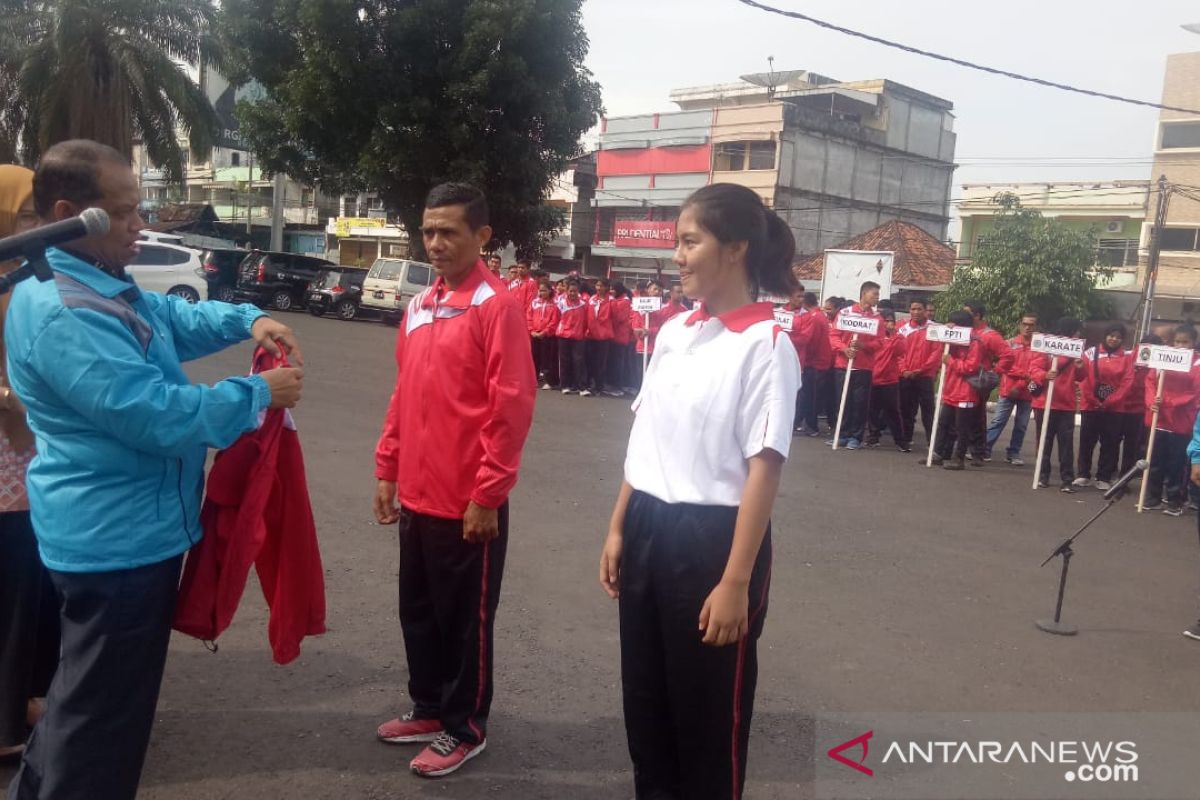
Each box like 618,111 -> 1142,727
733,0 -> 1200,116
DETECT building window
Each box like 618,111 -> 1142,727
1161,121 -> 1200,149
231,152 -> 240,167
1096,238 -> 1139,267
1159,227 -> 1199,251
714,141 -> 777,172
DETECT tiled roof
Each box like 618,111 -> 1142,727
793,220 -> 955,287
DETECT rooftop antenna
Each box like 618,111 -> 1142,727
766,56 -> 777,100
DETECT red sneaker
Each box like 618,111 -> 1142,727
376,711 -> 443,744
409,733 -> 487,778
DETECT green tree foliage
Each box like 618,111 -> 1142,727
935,194 -> 1112,335
221,0 -> 602,257
0,0 -> 221,183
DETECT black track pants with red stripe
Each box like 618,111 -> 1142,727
618,491 -> 771,800
397,505 -> 507,745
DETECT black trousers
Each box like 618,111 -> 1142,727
619,491 -> 771,800
1078,410 -> 1125,482
8,555 -> 182,800
898,377 -> 935,447
558,339 -> 587,391
0,512 -> 59,749
866,383 -> 902,445
397,505 -> 507,745
1118,412 -> 1145,477
531,336 -> 558,385
833,369 -> 873,442
798,367 -> 830,432
1033,409 -> 1076,486
586,340 -> 611,392
934,404 -> 985,461
1145,430 -> 1190,507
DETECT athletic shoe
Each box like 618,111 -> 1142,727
1072,477 -> 1092,488
540,383 -> 552,391
1037,480 -> 1050,489
1060,485 -> 1077,494
410,734 -> 487,778
864,440 -> 881,448
377,712 -> 444,744
1183,621 -> 1200,642
579,389 -> 593,397
561,388 -> 574,395
1142,499 -> 1163,511
845,438 -> 861,450
1007,456 -> 1025,466
965,453 -> 974,461
920,456 -> 944,466
1163,504 -> 1184,517
826,439 -> 850,448
982,454 -> 993,463
897,443 -> 913,453
603,389 -> 624,398
1094,480 -> 1111,492
1188,500 -> 1200,512
970,458 -> 985,468
805,429 -> 822,438
943,458 -> 965,471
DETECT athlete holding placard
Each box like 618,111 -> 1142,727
1138,328 -> 1200,514
1029,319 -> 1087,491
828,282 -> 882,450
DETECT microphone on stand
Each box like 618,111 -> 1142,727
1102,459 -> 1149,500
0,208 -> 110,294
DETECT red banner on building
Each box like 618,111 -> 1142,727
614,220 -> 677,249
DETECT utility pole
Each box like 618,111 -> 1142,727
1137,175 -> 1171,342
246,152 -> 254,237
270,172 -> 285,251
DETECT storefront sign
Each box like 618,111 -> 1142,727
614,220 -> 676,249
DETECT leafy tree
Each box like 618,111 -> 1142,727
221,0 -> 602,257
935,194 -> 1112,335
0,0 -> 222,183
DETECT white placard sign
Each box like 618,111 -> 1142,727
1031,333 -> 1085,359
632,296 -> 662,313
819,250 -> 894,303
925,323 -> 972,345
835,313 -> 881,337
773,309 -> 795,328
1140,344 -> 1195,373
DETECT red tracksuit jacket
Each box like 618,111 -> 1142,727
830,304 -> 882,370
1145,356 -> 1200,434
975,324 -> 1015,378
941,340 -> 983,407
376,261 -> 537,518
586,294 -> 614,341
174,349 -> 326,665
556,296 -> 589,340
801,308 -> 833,371
611,296 -> 633,346
872,332 -> 907,386
527,297 -> 560,335
1078,346 -> 1136,413
900,326 -> 941,380
508,277 -> 538,309
999,336 -> 1036,401
1030,354 -> 1083,412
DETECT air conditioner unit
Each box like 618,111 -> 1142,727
1105,221 -> 1123,234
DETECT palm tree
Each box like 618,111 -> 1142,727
0,0 -> 221,183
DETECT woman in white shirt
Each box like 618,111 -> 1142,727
600,183 -> 801,800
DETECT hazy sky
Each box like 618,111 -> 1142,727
581,0 -> 1200,190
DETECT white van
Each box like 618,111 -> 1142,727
360,258 -> 435,324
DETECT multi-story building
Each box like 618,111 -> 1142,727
591,70 -> 956,282
957,181 -> 1151,288
1140,51 -> 1200,320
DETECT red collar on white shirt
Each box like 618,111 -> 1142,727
685,302 -> 776,333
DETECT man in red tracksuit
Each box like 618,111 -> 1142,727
1143,325 -> 1200,514
866,310 -> 907,449
933,310 -> 985,469
798,292 -> 834,436
963,301 -> 1014,459
507,259 -> 539,310
898,300 -> 939,450
829,281 -> 883,448
373,183 -> 537,778
584,278 -> 615,397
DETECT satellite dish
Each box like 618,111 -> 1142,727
1183,22 -> 1200,34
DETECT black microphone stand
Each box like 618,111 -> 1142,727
1036,483 -> 1136,636
0,242 -> 55,295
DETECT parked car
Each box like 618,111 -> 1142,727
234,250 -> 337,311
307,268 -> 369,320
200,247 -> 248,303
126,241 -> 207,302
360,257 -> 435,324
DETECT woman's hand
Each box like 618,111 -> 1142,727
699,580 -> 749,646
599,529 -> 623,599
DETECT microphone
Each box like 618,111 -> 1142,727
0,208 -> 110,262
1103,459 -> 1149,500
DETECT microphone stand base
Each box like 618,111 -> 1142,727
1035,618 -> 1078,636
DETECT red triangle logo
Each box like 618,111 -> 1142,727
827,730 -> 874,776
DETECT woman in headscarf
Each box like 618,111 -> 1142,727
0,164 -> 58,762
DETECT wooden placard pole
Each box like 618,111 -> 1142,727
831,334 -> 858,451
1031,360 -> 1059,490
926,343 -> 951,468
1137,370 -> 1167,513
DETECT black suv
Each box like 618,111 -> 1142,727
234,250 -> 337,311
307,268 -> 370,320
200,248 -> 248,303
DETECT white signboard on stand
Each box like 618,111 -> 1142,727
925,323 -> 972,345
1141,344 -> 1195,373
773,309 -> 795,328
819,250 -> 894,304
1031,333 -> 1085,359
835,313 -> 881,337
632,296 -> 662,313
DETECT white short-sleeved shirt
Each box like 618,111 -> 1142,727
624,301 -> 801,507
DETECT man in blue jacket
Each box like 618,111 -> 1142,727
5,140 -> 305,800
1187,413 -> 1200,643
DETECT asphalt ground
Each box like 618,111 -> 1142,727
4,309 -> 1199,799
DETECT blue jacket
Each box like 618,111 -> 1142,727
1190,410 -> 1200,465
5,248 -> 272,572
